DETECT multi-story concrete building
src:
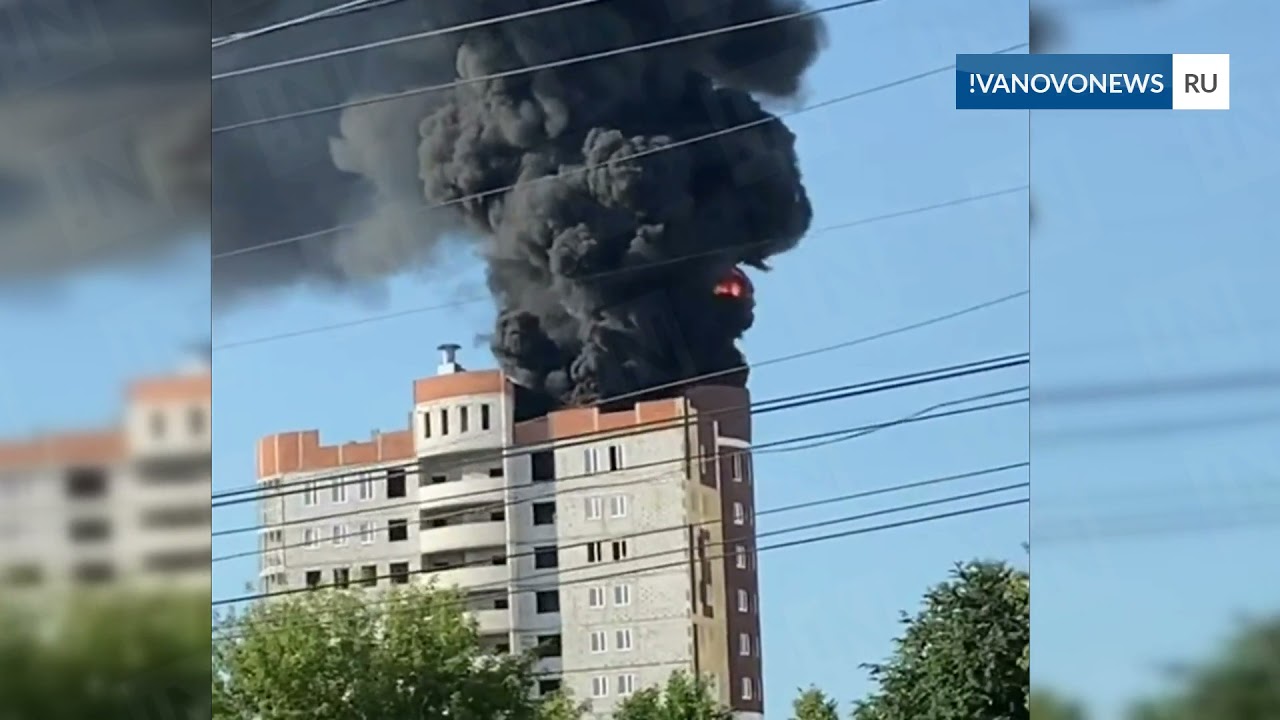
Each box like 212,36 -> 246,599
0,360 -> 212,592
255,345 -> 764,718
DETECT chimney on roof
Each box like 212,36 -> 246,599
437,343 -> 463,375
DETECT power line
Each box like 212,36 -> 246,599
211,43 -> 1026,258
215,0 -> 609,78
213,484 -> 1029,611
211,353 -> 1028,508
213,0 -> 881,129
212,391 -> 1027,556
212,190 -> 1028,351
211,329 -> 1027,502
213,0 -> 403,48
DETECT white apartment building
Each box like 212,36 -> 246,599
256,345 -> 764,719
0,362 -> 212,592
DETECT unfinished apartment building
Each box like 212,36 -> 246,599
0,361 -> 212,592
256,345 -> 764,719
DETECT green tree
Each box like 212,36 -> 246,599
1029,690 -> 1086,720
851,560 -> 1030,720
0,590 -> 209,719
791,686 -> 839,720
613,672 -> 732,720
212,583 -> 578,720
1127,614 -> 1280,720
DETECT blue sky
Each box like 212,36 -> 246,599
2,0 -> 1276,718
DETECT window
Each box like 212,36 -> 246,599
538,679 -> 561,696
305,570 -> 322,588
429,474 -> 447,485
359,565 -> 377,587
730,452 -> 744,481
389,562 -> 410,585
459,406 -> 469,432
613,583 -> 632,606
150,411 -> 165,438
188,407 -> 205,435
331,478 -> 347,503
439,408 -> 449,435
589,631 -> 607,653
65,467 -> 107,499
608,494 -> 629,518
531,451 -> 556,482
68,518 -> 111,543
488,466 -> 504,478
423,412 -> 432,438
535,590 -> 560,614
611,539 -> 629,561
333,567 -> 350,588
737,588 -> 749,612
583,448 -> 599,474
358,473 -> 375,500
490,510 -> 505,522
304,527 -> 320,549
735,545 -> 747,569
590,676 -> 608,698
606,444 -> 624,471
388,519 -> 408,542
386,468 -> 407,498
615,628 -> 633,651
480,404 -> 491,430
586,541 -> 604,564
584,496 -> 603,520
534,545 -> 558,569
359,521 -> 375,544
617,674 -> 636,696
588,586 -> 606,608
494,597 -> 509,610
741,677 -> 754,700
302,480 -> 318,506
535,634 -> 562,658
332,524 -> 347,546
533,501 -> 556,526
732,501 -> 746,525
739,632 -> 751,656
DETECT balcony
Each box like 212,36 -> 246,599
421,563 -> 508,591
472,608 -> 511,635
419,521 -> 506,555
419,473 -> 505,511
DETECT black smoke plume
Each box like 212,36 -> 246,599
216,0 -> 824,410
417,0 -> 824,410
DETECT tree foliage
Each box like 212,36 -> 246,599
851,560 -> 1030,720
613,672 -> 732,720
1127,614 -> 1280,720
0,590 -> 210,720
791,686 -> 840,720
212,583 -> 576,720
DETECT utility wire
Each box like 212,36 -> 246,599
211,336 -> 1027,502
213,485 -> 1029,611
213,0 -> 880,129
217,492 -> 1028,643
212,391 -> 1027,556
215,0 -> 609,78
213,190 -> 1027,351
212,353 -> 1028,508
213,0 -> 403,48
211,43 -> 1026,258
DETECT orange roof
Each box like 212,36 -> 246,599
0,429 -> 126,469
128,373 -> 211,403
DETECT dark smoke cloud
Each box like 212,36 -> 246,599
415,0 -> 824,409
